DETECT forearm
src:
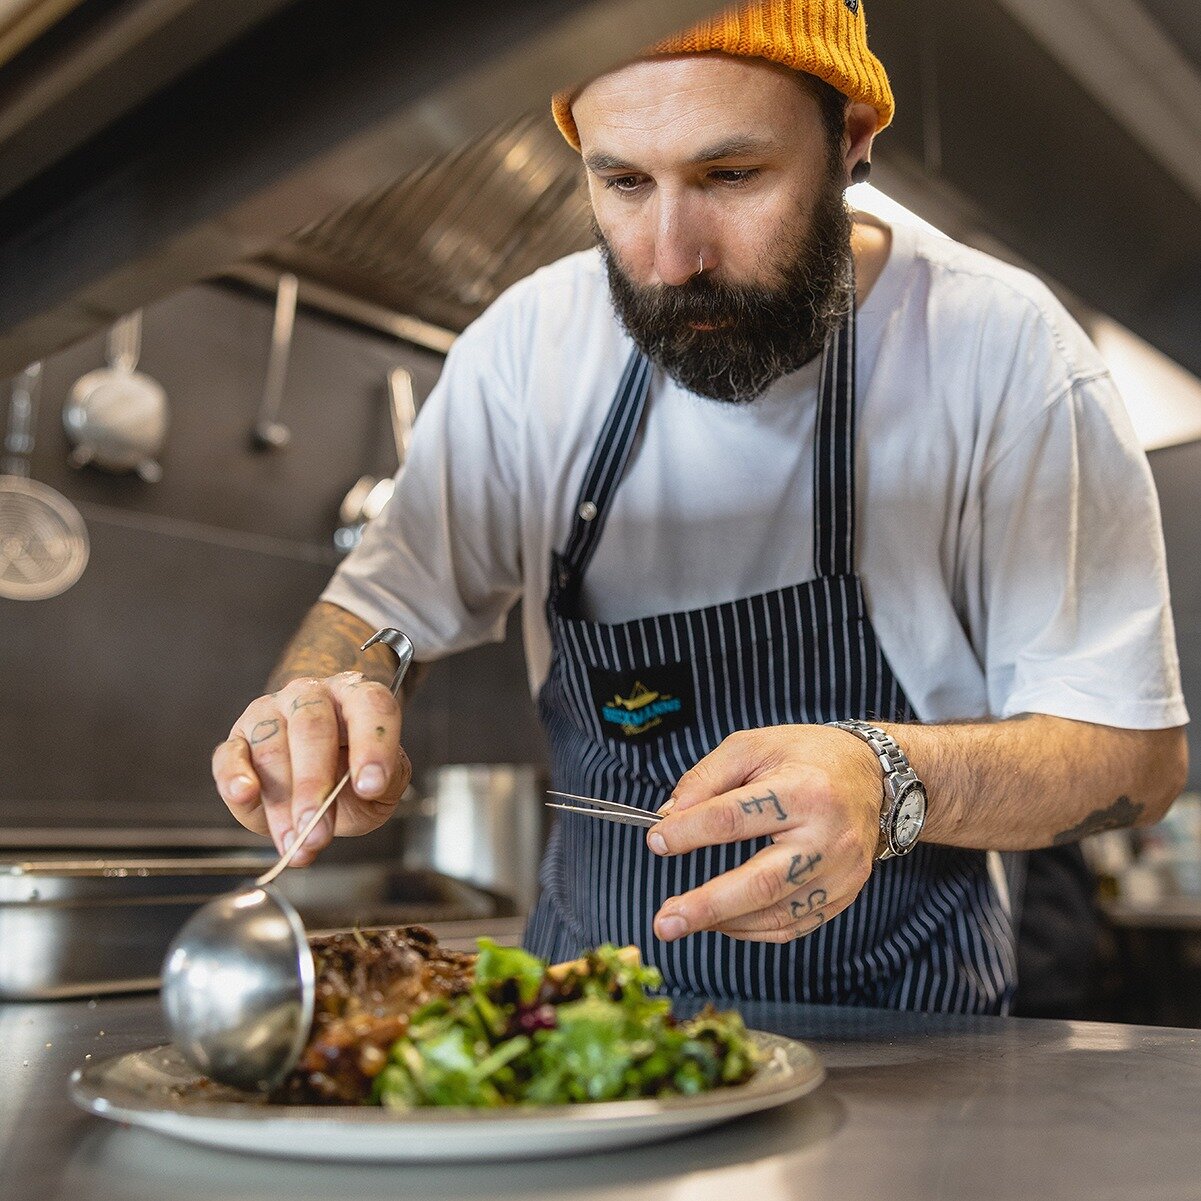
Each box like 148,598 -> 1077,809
880,715 -> 1188,851
266,601 -> 428,699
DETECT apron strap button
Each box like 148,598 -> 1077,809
578,500 -> 598,521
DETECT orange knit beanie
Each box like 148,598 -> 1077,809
552,0 -> 894,150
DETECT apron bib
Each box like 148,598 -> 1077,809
525,307 -> 1015,1013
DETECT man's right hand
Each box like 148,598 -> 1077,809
212,670 -> 412,868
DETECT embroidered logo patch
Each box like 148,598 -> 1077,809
845,0 -> 859,12
589,661 -> 695,742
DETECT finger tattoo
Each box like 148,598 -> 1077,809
290,697 -> 323,713
786,852 -> 822,885
790,888 -> 828,919
250,719 -> 281,745
740,790 -> 787,821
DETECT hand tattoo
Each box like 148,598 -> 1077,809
790,888 -> 827,920
740,790 -> 787,821
1053,796 -> 1144,845
786,852 -> 822,885
250,719 -> 280,745
290,696 -> 323,714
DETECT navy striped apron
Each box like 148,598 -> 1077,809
524,305 -> 1016,1013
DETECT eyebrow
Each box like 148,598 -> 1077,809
583,135 -> 779,174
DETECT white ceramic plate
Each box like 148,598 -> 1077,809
69,1032 -> 823,1162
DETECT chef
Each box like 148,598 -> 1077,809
212,0 -> 1188,1012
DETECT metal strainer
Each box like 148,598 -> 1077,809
0,364 -> 90,601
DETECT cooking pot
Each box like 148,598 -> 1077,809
399,764 -> 547,916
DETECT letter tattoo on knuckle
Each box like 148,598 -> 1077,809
739,789 -> 788,822
250,719 -> 281,745
789,888 -> 828,920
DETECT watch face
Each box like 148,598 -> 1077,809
893,789 -> 927,850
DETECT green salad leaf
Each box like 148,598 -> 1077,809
374,942 -> 761,1110
473,938 -> 545,1005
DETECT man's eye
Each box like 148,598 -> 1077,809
710,168 -> 758,185
603,175 -> 645,193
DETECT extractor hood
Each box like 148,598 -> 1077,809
3,0 -> 1201,385
0,0 -> 717,376
242,110 -> 595,340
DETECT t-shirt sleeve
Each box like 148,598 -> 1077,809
973,366 -> 1187,729
320,318 -> 523,662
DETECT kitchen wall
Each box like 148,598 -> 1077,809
1146,443 -> 1201,774
0,283 -> 546,838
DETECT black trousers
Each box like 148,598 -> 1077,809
1012,844 -> 1101,1018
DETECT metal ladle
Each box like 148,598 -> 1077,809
160,627 -> 414,1092
333,367 -> 417,554
249,273 -> 298,451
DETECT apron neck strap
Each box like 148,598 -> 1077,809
556,349 -> 652,596
813,295 -> 857,578
557,299 -> 858,598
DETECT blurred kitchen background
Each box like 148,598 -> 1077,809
3,0 -> 1201,1020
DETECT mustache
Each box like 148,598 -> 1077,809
617,275 -> 786,327
612,272 -> 846,340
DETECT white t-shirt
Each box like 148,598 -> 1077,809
323,221 -> 1187,731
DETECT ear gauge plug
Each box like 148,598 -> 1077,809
851,160 -> 872,185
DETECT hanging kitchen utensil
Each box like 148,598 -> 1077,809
63,310 -> 168,482
0,364 -> 90,600
250,273 -> 298,450
333,366 -> 417,553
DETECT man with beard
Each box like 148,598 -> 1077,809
212,1 -> 1188,1012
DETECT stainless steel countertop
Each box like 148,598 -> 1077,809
3,969 -> 1200,1200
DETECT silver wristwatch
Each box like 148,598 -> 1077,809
827,719 -> 927,860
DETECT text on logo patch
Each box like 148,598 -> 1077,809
588,661 -> 695,742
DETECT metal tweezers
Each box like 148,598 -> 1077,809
545,790 -> 660,828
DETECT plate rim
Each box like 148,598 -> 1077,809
69,1029 -> 824,1130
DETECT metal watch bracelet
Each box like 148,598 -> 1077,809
826,718 -> 926,860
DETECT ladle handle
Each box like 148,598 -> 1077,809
255,628 -> 415,886
108,311 -> 143,374
3,363 -> 40,477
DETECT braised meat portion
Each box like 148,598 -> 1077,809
272,925 -> 475,1105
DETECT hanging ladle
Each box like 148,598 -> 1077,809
333,367 -> 417,553
160,627 -> 413,1092
249,273 -> 298,451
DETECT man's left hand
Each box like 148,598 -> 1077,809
646,726 -> 885,943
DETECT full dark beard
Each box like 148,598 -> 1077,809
598,176 -> 854,404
